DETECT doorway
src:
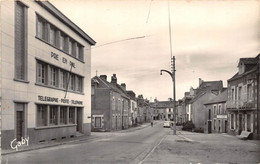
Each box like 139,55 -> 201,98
208,121 -> 212,133
239,114 -> 242,135
224,120 -> 228,133
76,108 -> 83,133
15,103 -> 26,141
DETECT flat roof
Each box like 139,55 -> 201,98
37,1 -> 96,46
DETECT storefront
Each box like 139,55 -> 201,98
1,1 -> 95,149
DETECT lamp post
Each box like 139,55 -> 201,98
160,56 -> 176,135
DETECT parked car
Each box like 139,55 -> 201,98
163,121 -> 171,128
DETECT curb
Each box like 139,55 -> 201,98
2,122 -> 154,155
2,135 -> 102,155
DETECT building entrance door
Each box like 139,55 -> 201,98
208,121 -> 212,133
224,120 -> 228,133
16,103 -> 26,141
76,108 -> 83,133
239,114 -> 242,134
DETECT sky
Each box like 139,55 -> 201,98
49,0 -> 260,101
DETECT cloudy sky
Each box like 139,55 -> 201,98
49,0 -> 260,101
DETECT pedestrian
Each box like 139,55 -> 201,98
151,121 -> 153,127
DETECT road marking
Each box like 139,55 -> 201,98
138,134 -> 167,164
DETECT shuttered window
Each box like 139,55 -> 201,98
15,2 -> 28,80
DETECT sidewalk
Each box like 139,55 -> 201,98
2,122 -> 153,155
144,129 -> 260,163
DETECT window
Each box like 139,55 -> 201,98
213,106 -> 216,115
36,15 -> 85,61
36,61 -> 47,84
247,114 -> 251,132
69,107 -> 75,124
60,106 -> 67,124
37,18 -> 43,39
49,106 -> 58,125
73,42 -> 78,58
208,109 -> 211,119
94,117 -> 102,128
238,87 -> 242,100
69,74 -> 75,91
60,33 -> 65,50
78,46 -> 84,61
36,105 -> 79,127
76,76 -> 83,92
36,60 -> 83,93
37,105 -> 47,126
231,88 -> 235,101
59,70 -> 67,89
37,16 -> 47,40
49,26 -> 56,45
247,84 -> 253,101
68,39 -> 72,55
15,2 -> 28,80
218,105 -> 222,114
50,66 -> 58,87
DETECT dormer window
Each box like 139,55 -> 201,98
238,62 -> 245,75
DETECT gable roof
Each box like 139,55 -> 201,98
204,88 -> 228,105
92,76 -> 130,99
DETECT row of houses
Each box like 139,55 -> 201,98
176,54 -> 260,139
91,74 -> 152,132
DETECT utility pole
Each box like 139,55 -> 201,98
160,56 -> 176,135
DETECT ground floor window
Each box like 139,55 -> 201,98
95,117 -> 101,128
60,106 -> 67,124
69,107 -> 75,124
37,105 -> 47,126
92,115 -> 103,128
36,104 -> 81,127
49,106 -> 58,125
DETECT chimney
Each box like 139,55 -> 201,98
199,78 -> 203,86
100,75 -> 107,81
111,74 -> 117,84
121,83 -> 126,90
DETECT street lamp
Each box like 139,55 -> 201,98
160,56 -> 176,135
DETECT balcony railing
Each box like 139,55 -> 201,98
227,100 -> 255,109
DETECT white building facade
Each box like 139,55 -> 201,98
1,1 -> 95,149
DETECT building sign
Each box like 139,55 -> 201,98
51,52 -> 76,68
216,115 -> 227,119
38,95 -> 83,105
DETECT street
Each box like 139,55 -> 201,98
2,121 -> 260,164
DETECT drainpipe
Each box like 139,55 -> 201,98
257,61 -> 260,139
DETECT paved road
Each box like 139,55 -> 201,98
2,122 -> 260,164
2,122 -> 170,164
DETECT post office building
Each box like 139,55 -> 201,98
0,1 -> 95,149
